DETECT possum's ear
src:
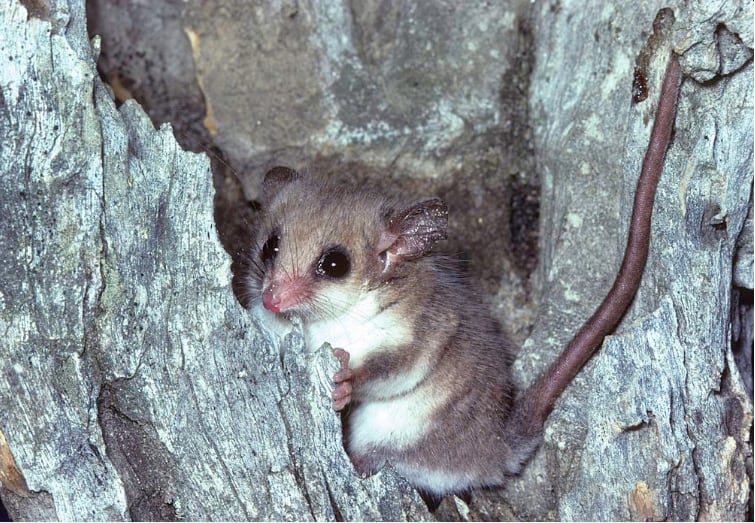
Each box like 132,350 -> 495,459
262,166 -> 300,201
378,198 -> 448,268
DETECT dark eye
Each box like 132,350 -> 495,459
316,248 -> 351,279
261,234 -> 279,264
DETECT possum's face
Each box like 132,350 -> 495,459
254,182 -> 384,320
247,167 -> 447,322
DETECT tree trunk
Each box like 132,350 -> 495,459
495,2 -> 754,520
1,0 -> 752,521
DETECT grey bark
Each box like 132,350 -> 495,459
501,2 -> 754,520
0,0 -> 427,520
495,2 -> 754,520
1,0 -> 752,522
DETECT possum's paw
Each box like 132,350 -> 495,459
331,348 -> 353,411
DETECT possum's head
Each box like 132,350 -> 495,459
247,167 -> 447,321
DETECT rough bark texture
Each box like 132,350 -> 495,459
499,2 -> 754,520
0,0 -> 428,520
1,0 -> 752,521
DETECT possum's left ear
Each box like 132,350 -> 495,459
377,198 -> 448,268
262,166 -> 301,201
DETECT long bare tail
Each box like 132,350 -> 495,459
523,52 -> 682,431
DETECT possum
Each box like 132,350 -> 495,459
238,53 -> 682,504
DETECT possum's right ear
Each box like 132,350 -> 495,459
262,166 -> 300,200
377,198 -> 448,271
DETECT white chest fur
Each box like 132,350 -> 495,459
303,288 -> 410,368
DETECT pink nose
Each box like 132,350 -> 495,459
262,288 -> 282,313
261,276 -> 309,314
